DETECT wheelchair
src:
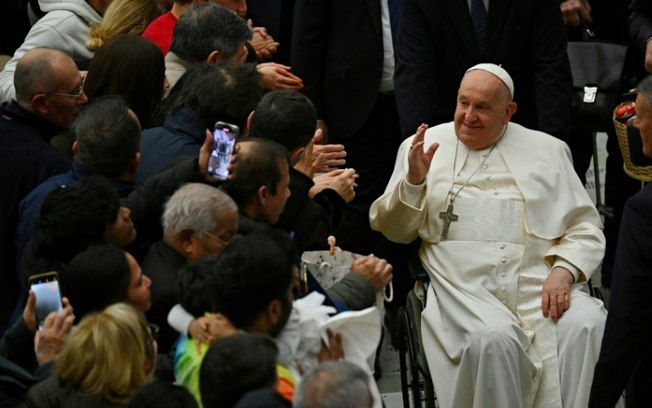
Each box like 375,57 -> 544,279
395,258 -> 604,408
396,257 -> 437,408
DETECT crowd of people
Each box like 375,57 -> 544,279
1,0 -> 652,407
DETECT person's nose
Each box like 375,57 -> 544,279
464,107 -> 479,122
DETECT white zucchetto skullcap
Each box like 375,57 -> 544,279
465,63 -> 514,100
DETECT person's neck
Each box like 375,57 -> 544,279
171,2 -> 192,19
16,100 -> 36,115
86,0 -> 108,16
163,231 -> 189,260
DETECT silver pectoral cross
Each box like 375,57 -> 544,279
438,204 -> 458,240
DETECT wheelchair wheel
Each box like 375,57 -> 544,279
398,293 -> 437,407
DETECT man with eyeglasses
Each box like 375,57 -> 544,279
0,47 -> 85,334
141,183 -> 239,353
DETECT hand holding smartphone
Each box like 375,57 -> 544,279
29,272 -> 63,331
207,121 -> 239,181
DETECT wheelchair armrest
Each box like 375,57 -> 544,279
408,257 -> 430,282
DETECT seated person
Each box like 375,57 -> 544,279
26,303 -> 155,407
199,333 -> 279,407
62,244 -> 152,322
370,64 -> 607,407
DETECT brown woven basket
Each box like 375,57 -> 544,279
613,103 -> 652,182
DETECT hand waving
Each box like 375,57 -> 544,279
406,124 -> 439,185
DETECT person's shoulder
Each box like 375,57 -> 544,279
25,375 -> 61,407
141,126 -> 166,144
507,122 -> 566,149
626,183 -> 652,213
23,171 -> 73,205
144,11 -> 176,32
38,0 -> 101,23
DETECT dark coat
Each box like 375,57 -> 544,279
16,160 -> 135,275
141,240 -> 187,354
394,0 -> 572,140
25,376 -> 124,408
291,0 -> 386,139
589,184 -> 652,407
0,101 -> 70,329
137,107 -> 205,185
275,168 -> 345,253
0,319 -> 53,407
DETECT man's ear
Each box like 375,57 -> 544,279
504,101 -> 518,124
244,111 -> 254,139
257,185 -> 268,205
267,299 -> 282,326
206,50 -> 222,64
31,94 -> 48,115
178,229 -> 196,258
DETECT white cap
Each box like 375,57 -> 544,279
465,63 -> 514,100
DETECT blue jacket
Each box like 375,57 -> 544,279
137,106 -> 206,185
15,160 -> 134,280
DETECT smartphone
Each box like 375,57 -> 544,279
207,121 -> 239,181
29,271 -> 63,330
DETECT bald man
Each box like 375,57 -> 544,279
370,64 -> 606,408
0,48 -> 86,331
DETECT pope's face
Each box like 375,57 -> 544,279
454,70 -> 517,150
634,93 -> 652,158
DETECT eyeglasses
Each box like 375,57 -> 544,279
46,76 -> 85,99
203,231 -> 236,247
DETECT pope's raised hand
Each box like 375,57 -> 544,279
406,123 -> 439,185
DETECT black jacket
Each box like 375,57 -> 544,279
275,168 -> 345,253
0,101 -> 70,329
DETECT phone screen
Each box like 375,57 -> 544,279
207,123 -> 238,180
30,273 -> 63,330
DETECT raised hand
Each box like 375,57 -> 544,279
406,123 -> 439,185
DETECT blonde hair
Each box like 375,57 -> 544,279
56,303 -> 151,403
86,0 -> 163,52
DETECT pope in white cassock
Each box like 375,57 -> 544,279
370,64 -> 607,408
